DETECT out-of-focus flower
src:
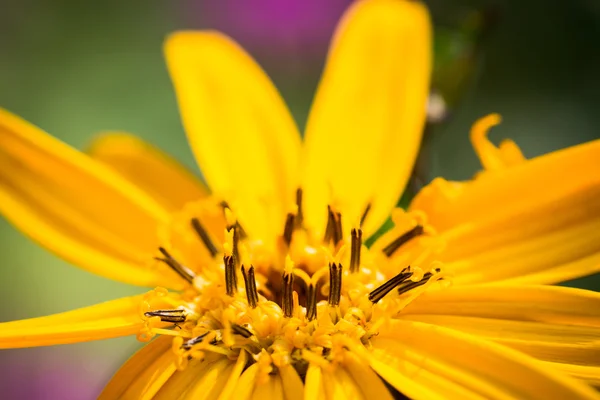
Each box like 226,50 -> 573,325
1,0 -> 600,398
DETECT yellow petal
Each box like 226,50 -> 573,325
302,0 -> 431,235
165,31 -> 301,243
369,319 -> 600,399
154,355 -> 227,400
400,315 -> 600,366
403,284 -> 600,327
305,364 -> 327,400
120,347 -> 177,400
88,132 -> 208,212
400,284 -> 600,370
0,108 -> 179,288
181,357 -> 235,400
230,363 -> 259,400
216,350 -> 248,400
410,136 -> 600,284
0,293 -> 168,348
99,336 -> 172,400
343,352 -> 395,400
278,365 -> 305,400
543,362 -> 600,387
251,373 -> 284,400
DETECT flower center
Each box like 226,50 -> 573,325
140,191 -> 447,379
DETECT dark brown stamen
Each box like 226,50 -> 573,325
332,212 -> 343,246
144,309 -> 186,323
306,284 -> 317,321
241,265 -> 259,308
231,323 -> 253,338
360,203 -> 372,228
221,202 -> 248,240
369,267 -> 413,303
155,247 -> 195,284
282,271 -> 294,318
324,205 -> 334,244
191,218 -> 218,257
227,224 -> 240,267
224,255 -> 237,296
283,212 -> 295,247
382,225 -> 424,257
182,332 -> 210,350
328,263 -> 342,306
350,229 -> 362,273
295,188 -> 304,228
397,272 -> 436,295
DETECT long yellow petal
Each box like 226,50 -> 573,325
0,294 -> 169,348
279,365 -> 304,400
99,336 -> 172,400
370,319 -> 600,399
0,108 -> 179,288
121,348 -> 177,400
230,363 -> 259,400
165,31 -> 301,243
302,0 -> 431,235
154,355 -> 226,400
88,133 -> 208,212
181,357 -> 234,400
410,137 -> 600,284
400,284 -> 600,374
400,315 -> 600,366
402,284 -> 600,327
344,352 -> 395,400
305,364 -> 327,400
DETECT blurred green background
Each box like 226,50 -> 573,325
0,0 -> 598,398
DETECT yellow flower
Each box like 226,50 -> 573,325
1,0 -> 599,399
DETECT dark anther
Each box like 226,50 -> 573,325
227,224 -> 240,267
182,332 -> 210,350
220,202 -> 248,240
369,267 -> 413,303
382,225 -> 424,257
324,205 -> 334,244
224,255 -> 237,296
360,203 -> 372,228
241,265 -> 259,308
282,271 -> 294,318
324,206 -> 343,245
144,309 -> 186,323
191,218 -> 218,257
283,212 -> 296,247
231,323 -> 253,338
332,212 -> 343,246
306,284 -> 317,321
155,247 -> 196,284
397,272 -> 434,295
350,229 -> 363,273
295,188 -> 304,228
328,263 -> 342,306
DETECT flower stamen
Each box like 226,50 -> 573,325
349,228 -> 362,273
155,247 -> 196,284
368,267 -> 412,303
282,270 -> 294,318
242,265 -> 259,308
382,225 -> 424,257
144,309 -> 187,323
283,212 -> 296,247
191,217 -> 218,257
327,263 -> 342,306
224,255 -> 238,296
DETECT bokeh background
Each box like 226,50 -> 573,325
0,0 -> 598,398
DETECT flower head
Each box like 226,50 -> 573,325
1,0 -> 600,399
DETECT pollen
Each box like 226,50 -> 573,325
144,193 -> 449,378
